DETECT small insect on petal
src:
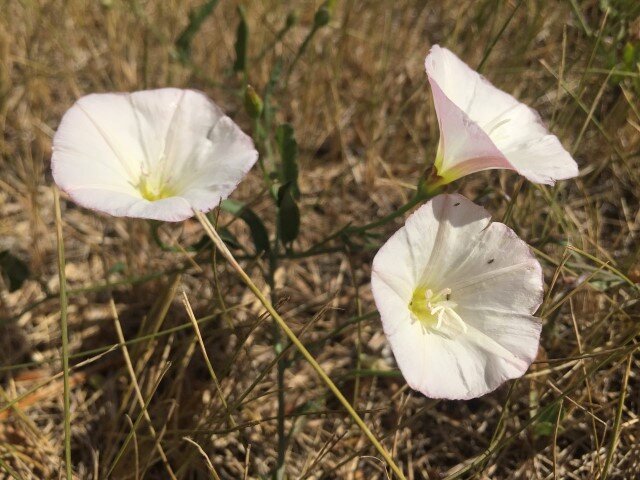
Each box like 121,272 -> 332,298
52,88 -> 258,222
371,194 -> 544,400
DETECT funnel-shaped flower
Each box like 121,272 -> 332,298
371,194 -> 543,399
425,45 -> 578,186
52,88 -> 258,222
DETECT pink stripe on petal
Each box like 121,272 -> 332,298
428,78 -> 515,182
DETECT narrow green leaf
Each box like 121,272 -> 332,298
0,250 -> 29,292
233,5 -> 249,73
277,183 -> 300,247
217,227 -> 241,250
221,199 -> 270,254
263,58 -> 283,128
175,0 -> 220,62
276,123 -> 299,197
622,42 -> 638,68
533,402 -> 564,438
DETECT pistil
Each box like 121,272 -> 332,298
409,286 -> 467,334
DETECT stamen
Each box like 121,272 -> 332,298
435,307 -> 445,329
446,308 -> 468,333
410,286 -> 467,335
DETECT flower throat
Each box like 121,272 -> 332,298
409,287 -> 467,334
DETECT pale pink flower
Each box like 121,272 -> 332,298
371,194 -> 543,399
52,88 -> 258,222
425,45 -> 578,186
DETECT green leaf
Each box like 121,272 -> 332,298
217,227 -> 241,250
263,59 -> 283,127
277,182 -> 300,247
107,262 -> 126,275
276,123 -> 299,197
220,199 -> 270,254
175,0 -> 220,63
233,5 -> 249,73
622,41 -> 638,68
0,250 -> 29,292
533,402 -> 564,438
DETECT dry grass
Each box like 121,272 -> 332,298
1,0 -> 639,478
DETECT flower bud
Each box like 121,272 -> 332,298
313,7 -> 330,28
244,85 -> 263,119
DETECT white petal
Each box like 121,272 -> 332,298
52,93 -> 144,192
425,45 -> 578,184
372,194 -> 544,400
125,196 -> 194,222
386,308 -> 539,400
52,88 -> 258,222
371,229 -> 419,336
388,318 -> 508,400
174,117 -> 259,208
415,194 -> 490,288
59,187 -> 144,218
371,194 -> 489,333
139,89 -> 222,179
447,222 -> 544,314
502,135 -> 579,184
61,187 -> 195,222
458,307 -> 541,370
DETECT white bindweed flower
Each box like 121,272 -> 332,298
52,88 -> 258,222
371,194 -> 543,400
424,45 -> 578,186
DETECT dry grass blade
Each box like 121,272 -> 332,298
106,363 -> 172,478
181,291 -> 237,428
183,437 -> 222,480
53,186 -> 72,480
599,354 -> 633,480
109,298 -> 178,480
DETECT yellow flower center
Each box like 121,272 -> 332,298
409,287 -> 467,334
137,176 -> 175,201
432,147 -> 462,185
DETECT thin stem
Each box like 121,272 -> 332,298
346,251 -> 363,407
272,205 -> 286,480
150,222 -> 182,252
477,0 -> 524,73
53,187 -> 73,480
287,25 -> 320,83
183,437 -> 222,480
255,14 -> 296,62
194,210 -> 406,480
345,194 -> 423,234
275,331 -> 287,480
567,245 -> 639,291
599,354 -> 632,480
